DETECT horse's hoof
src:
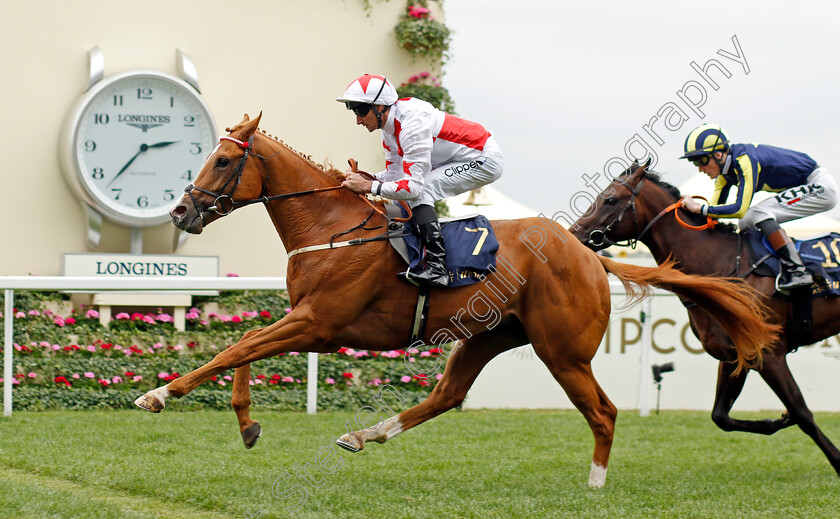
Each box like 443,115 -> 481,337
134,392 -> 164,413
336,433 -> 362,453
242,422 -> 262,449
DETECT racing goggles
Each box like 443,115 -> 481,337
346,102 -> 373,117
691,154 -> 711,167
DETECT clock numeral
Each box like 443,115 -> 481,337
137,88 -> 153,100
183,115 -> 195,127
182,170 -> 193,180
84,140 -> 96,152
164,190 -> 175,201
113,95 -> 123,106
137,195 -> 149,208
170,96 -> 175,108
111,188 -> 122,200
92,167 -> 104,180
94,113 -> 110,125
189,143 -> 202,155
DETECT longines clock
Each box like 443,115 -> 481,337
59,47 -> 216,244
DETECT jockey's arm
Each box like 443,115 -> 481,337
706,154 -> 755,219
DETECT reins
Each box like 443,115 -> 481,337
185,134 -> 412,223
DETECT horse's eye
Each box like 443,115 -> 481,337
216,157 -> 230,168
605,197 -> 619,205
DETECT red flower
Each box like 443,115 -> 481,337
337,347 -> 349,354
259,310 -> 271,319
412,374 -> 427,379
211,376 -> 218,381
256,374 -> 266,380
65,317 -> 76,325
130,313 -> 144,321
271,374 -> 281,380
187,341 -> 198,348
124,371 -> 135,377
54,376 -> 71,387
419,380 -> 429,386
98,379 -> 110,386
100,343 -> 113,350
232,315 -> 242,323
342,372 -> 354,379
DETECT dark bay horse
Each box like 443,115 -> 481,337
136,114 -> 778,487
572,161 -> 840,476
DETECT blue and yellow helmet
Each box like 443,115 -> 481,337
680,123 -> 729,159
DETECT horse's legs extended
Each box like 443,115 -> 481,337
135,308 -> 327,412
231,328 -> 264,448
336,325 -> 522,454
757,354 -> 840,475
710,359 -> 793,434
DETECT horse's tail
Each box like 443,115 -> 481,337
596,255 -> 779,374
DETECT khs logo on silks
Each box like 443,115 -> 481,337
444,159 -> 485,177
775,184 -> 825,205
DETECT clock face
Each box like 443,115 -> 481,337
69,72 -> 216,226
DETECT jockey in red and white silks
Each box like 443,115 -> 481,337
370,97 -> 504,207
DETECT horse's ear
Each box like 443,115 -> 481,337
642,157 -> 653,170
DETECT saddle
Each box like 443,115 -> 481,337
745,229 -> 840,347
745,230 -> 840,298
385,205 -> 499,288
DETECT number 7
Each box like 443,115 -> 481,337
465,227 -> 488,255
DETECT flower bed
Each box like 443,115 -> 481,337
1,290 -> 441,411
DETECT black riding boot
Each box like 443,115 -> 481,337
402,205 -> 449,288
758,220 -> 813,291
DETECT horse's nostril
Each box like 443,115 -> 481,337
171,205 -> 187,217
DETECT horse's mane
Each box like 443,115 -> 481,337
625,167 -> 739,236
255,129 -> 345,182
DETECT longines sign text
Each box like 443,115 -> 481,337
63,253 -> 218,277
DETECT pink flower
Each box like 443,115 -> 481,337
15,311 -> 24,318
220,315 -> 232,322
344,348 -> 357,356
289,351 -> 300,356
282,376 -> 294,383
158,372 -> 169,379
72,374 -> 80,379
420,71 -> 430,78
112,376 -> 123,384
232,316 -> 242,323
435,373 -> 443,380
325,377 -> 336,384
131,313 -> 144,321
65,317 -> 76,325
87,345 -> 96,352
186,310 -> 200,319
52,344 -> 60,351
54,317 -> 65,327
226,272 -> 239,277
115,312 -> 130,320
39,341 -> 50,347
132,375 -> 143,382
143,315 -> 156,324
284,308 -> 292,314
223,375 -> 233,381
156,313 -> 173,323
419,351 -> 431,357
409,75 -> 419,83
218,380 -> 226,386
28,310 -> 40,316
83,372 -> 95,378
85,309 -> 100,319
242,311 -> 258,318
400,376 -> 412,383
27,372 -> 37,378
249,380 -> 254,386
173,344 -> 184,351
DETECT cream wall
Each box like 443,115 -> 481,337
3,0 -> 433,276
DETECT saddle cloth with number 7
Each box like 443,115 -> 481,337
397,212 -> 499,288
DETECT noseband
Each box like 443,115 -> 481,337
586,178 -> 648,248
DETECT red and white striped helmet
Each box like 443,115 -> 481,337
336,74 -> 398,106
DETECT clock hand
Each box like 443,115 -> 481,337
107,141 -> 180,186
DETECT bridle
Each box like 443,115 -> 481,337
585,177 -> 649,249
183,135 -> 345,222
585,174 -> 717,249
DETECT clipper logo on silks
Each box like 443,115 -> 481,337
774,184 -> 825,206
444,159 -> 486,177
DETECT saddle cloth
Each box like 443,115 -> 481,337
387,207 -> 499,288
746,229 -> 840,298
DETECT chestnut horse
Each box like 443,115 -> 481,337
572,161 -> 840,476
136,114 -> 777,487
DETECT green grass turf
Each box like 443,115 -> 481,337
0,409 -> 837,518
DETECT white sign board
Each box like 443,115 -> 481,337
62,253 -> 219,278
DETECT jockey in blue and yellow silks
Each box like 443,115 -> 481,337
679,123 -> 838,291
